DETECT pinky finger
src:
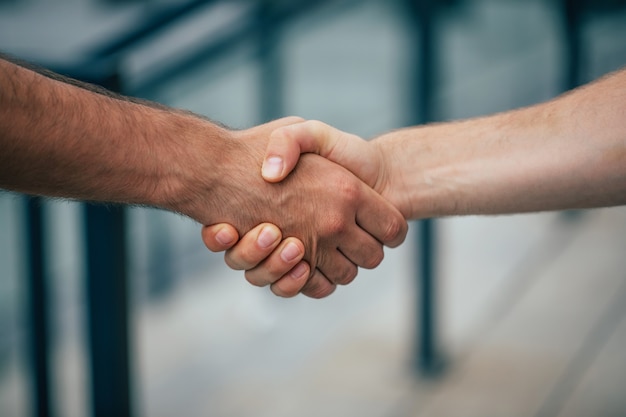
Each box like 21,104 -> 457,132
300,269 -> 337,299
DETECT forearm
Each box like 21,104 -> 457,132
0,57 -> 229,215
380,69 -> 626,218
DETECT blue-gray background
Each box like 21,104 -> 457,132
1,1 -> 626,416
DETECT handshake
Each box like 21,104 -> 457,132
197,61 -> 626,298
2,56 -> 623,298
198,65 -> 626,299
200,117 -> 413,299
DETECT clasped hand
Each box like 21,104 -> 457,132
202,118 -> 407,299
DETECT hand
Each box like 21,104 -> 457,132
196,118 -> 407,298
203,120 -> 409,297
202,223 -> 311,297
261,120 -> 410,216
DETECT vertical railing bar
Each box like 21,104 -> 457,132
25,196 -> 53,417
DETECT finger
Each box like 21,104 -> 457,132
269,261 -> 311,298
300,268 -> 337,299
336,227 -> 385,270
224,223 -> 282,270
263,120 -> 368,183
355,185 -> 409,248
244,237 -> 305,287
201,223 -> 239,252
316,249 -> 359,286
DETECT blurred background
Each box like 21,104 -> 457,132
1,0 -> 626,416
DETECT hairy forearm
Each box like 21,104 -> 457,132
378,69 -> 626,219
0,57 -> 229,215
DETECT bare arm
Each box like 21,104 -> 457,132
0,56 -> 212,207
204,68 -> 626,287
373,69 -> 626,217
0,56 -> 407,298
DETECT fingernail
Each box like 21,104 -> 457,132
257,226 -> 280,248
289,262 -> 309,280
215,228 -> 235,246
280,241 -> 302,262
262,156 -> 283,180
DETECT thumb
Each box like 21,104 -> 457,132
262,120 -> 371,184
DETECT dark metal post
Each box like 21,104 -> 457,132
258,0 -> 284,123
83,73 -> 133,417
418,218 -> 439,374
404,0 -> 444,376
562,0 -> 584,91
560,0 -> 585,221
84,205 -> 132,417
25,197 -> 53,417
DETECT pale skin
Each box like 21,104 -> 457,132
0,56 -> 408,299
204,68 -> 626,296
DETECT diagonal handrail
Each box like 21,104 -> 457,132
88,0 -> 220,59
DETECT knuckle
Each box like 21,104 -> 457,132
362,247 -> 384,269
283,115 -> 305,124
323,213 -> 347,236
336,176 -> 361,201
326,262 -> 358,286
338,264 -> 358,286
320,180 -> 361,237
302,280 -> 335,299
271,284 -> 299,298
261,261 -> 290,280
224,253 -> 244,271
244,270 -> 268,287
304,119 -> 325,132
381,216 -> 408,246
236,244 -> 265,268
304,286 -> 334,299
201,227 -> 220,251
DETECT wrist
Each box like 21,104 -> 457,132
373,127 -> 455,219
147,112 -> 235,221
396,105 -> 562,219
